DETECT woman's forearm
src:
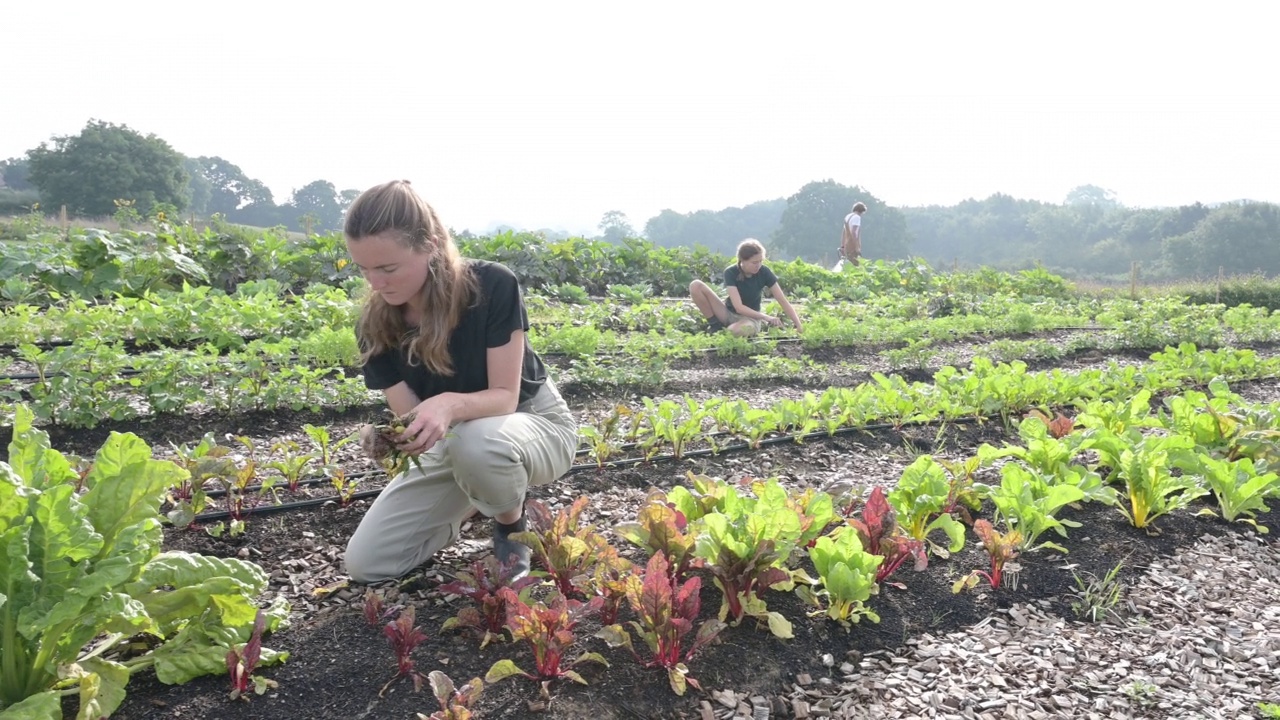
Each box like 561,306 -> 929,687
433,387 -> 521,423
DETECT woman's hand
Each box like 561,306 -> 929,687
768,315 -> 784,328
396,396 -> 456,455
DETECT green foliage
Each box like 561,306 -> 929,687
796,527 -> 882,626
1191,456 -> 1280,531
0,406 -> 288,715
1088,427 -> 1207,530
1070,560 -> 1126,622
886,457 -> 967,554
419,671 -> 484,720
27,120 -> 190,216
986,464 -> 1084,553
614,491 -> 703,585
690,479 -> 812,637
952,519 -> 1021,592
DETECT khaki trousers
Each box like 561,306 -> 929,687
344,380 -> 578,583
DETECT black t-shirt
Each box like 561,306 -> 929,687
722,263 -> 778,313
360,260 -> 547,404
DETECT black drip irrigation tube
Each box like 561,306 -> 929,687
187,415 -> 986,523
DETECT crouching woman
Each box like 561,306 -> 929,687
689,238 -> 803,337
343,180 -> 577,583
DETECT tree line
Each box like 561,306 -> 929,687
0,121 -> 357,233
633,180 -> 1279,281
3,121 -> 1277,280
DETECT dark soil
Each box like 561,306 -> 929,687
98,399 -> 1278,720
8,338 -> 1278,720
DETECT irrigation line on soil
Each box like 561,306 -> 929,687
0,325 -> 1114,380
187,415 -> 985,523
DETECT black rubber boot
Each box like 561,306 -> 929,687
492,516 -> 531,581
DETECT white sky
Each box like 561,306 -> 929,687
3,2 -> 1277,235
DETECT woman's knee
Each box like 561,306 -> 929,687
447,421 -> 518,473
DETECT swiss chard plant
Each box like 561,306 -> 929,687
416,671 -> 484,720
614,490 -> 703,585
691,481 -> 804,638
578,405 -> 633,469
953,519 -> 1022,593
844,486 -> 927,586
440,556 -> 539,647
664,472 -> 734,524
1088,427 -> 1206,531
577,545 -> 634,626
1190,455 -> 1280,532
226,609 -> 276,700
986,464 -> 1085,553
484,590 -> 607,686
795,527 -> 882,626
0,406 -> 289,719
595,552 -> 726,696
264,440 -> 315,492
164,433 -> 232,528
510,497 -> 612,598
380,605 -> 429,695
886,457 -> 967,557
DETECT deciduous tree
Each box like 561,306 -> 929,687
27,120 -> 189,216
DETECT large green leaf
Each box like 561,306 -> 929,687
82,433 -> 184,555
0,464 -> 34,534
5,407 -> 75,492
69,658 -> 129,720
0,691 -> 61,720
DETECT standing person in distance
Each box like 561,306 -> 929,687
689,238 -> 803,337
342,180 -> 578,584
835,201 -> 868,270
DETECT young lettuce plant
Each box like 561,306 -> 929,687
440,556 -> 539,647
595,553 -> 726,696
484,591 -> 607,687
795,527 -> 883,627
0,406 -> 290,718
953,520 -> 1022,593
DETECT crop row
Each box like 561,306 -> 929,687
7,368 -> 1277,715
2,218 -> 1075,305
161,344 -> 1280,527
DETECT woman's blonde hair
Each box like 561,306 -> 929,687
346,180 -> 479,376
734,238 -> 766,281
